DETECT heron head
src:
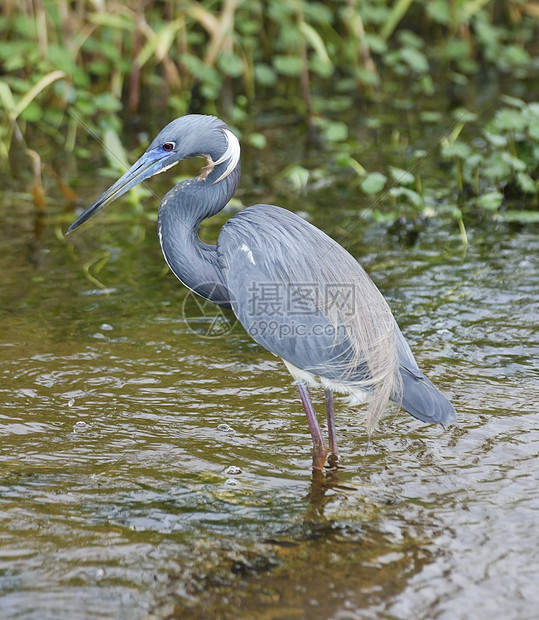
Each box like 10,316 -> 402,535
66,115 -> 240,234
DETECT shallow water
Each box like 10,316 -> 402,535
1,115 -> 538,619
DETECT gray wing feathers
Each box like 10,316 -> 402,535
217,204 -> 455,427
217,205 -> 396,382
399,367 -> 456,425
395,322 -> 456,425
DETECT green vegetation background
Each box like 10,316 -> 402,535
0,0 -> 537,226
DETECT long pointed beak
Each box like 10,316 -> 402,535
66,150 -> 172,234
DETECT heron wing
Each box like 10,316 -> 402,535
217,204 -> 456,427
395,326 -> 457,424
217,204 -> 397,390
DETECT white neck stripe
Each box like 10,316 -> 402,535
212,128 -> 241,184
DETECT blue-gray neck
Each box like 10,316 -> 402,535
157,162 -> 240,307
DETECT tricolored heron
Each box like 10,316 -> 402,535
67,115 -> 456,470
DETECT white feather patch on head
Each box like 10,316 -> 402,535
212,128 -> 241,184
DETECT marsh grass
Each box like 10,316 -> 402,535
0,0 -> 537,220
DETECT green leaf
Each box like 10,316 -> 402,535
483,131 -> 507,148
304,3 -> 333,24
254,64 -> 277,87
323,121 -> 348,142
476,191 -> 503,210
501,152 -> 527,172
93,92 -> 122,113
389,186 -> 423,208
389,166 -> 414,185
482,153 -> 511,181
399,47 -> 429,73
499,44 -> 530,67
361,4 -> 390,25
419,74 -> 435,96
499,95 -> 526,109
355,67 -> 381,86
426,0 -> 452,25
180,53 -> 220,85
452,107 -> 478,123
364,33 -> 387,55
516,172 -> 537,194
273,55 -> 303,76
336,153 -> 366,175
310,56 -> 334,79
361,172 -> 387,194
446,40 -> 472,61
19,100 -> 41,122
493,108 -> 527,133
218,53 -> 244,78
500,210 -> 539,223
283,164 -> 310,194
247,132 -> 267,149
524,108 -> 539,141
89,12 -> 135,31
398,30 -> 424,49
420,111 -> 443,123
441,142 -> 472,159
465,153 -> 483,170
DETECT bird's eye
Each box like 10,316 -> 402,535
162,142 -> 175,152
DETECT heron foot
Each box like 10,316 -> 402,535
326,452 -> 339,469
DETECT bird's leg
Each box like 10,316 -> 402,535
296,382 -> 327,470
325,388 -> 339,467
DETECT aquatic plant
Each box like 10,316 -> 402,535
0,0 -> 536,221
